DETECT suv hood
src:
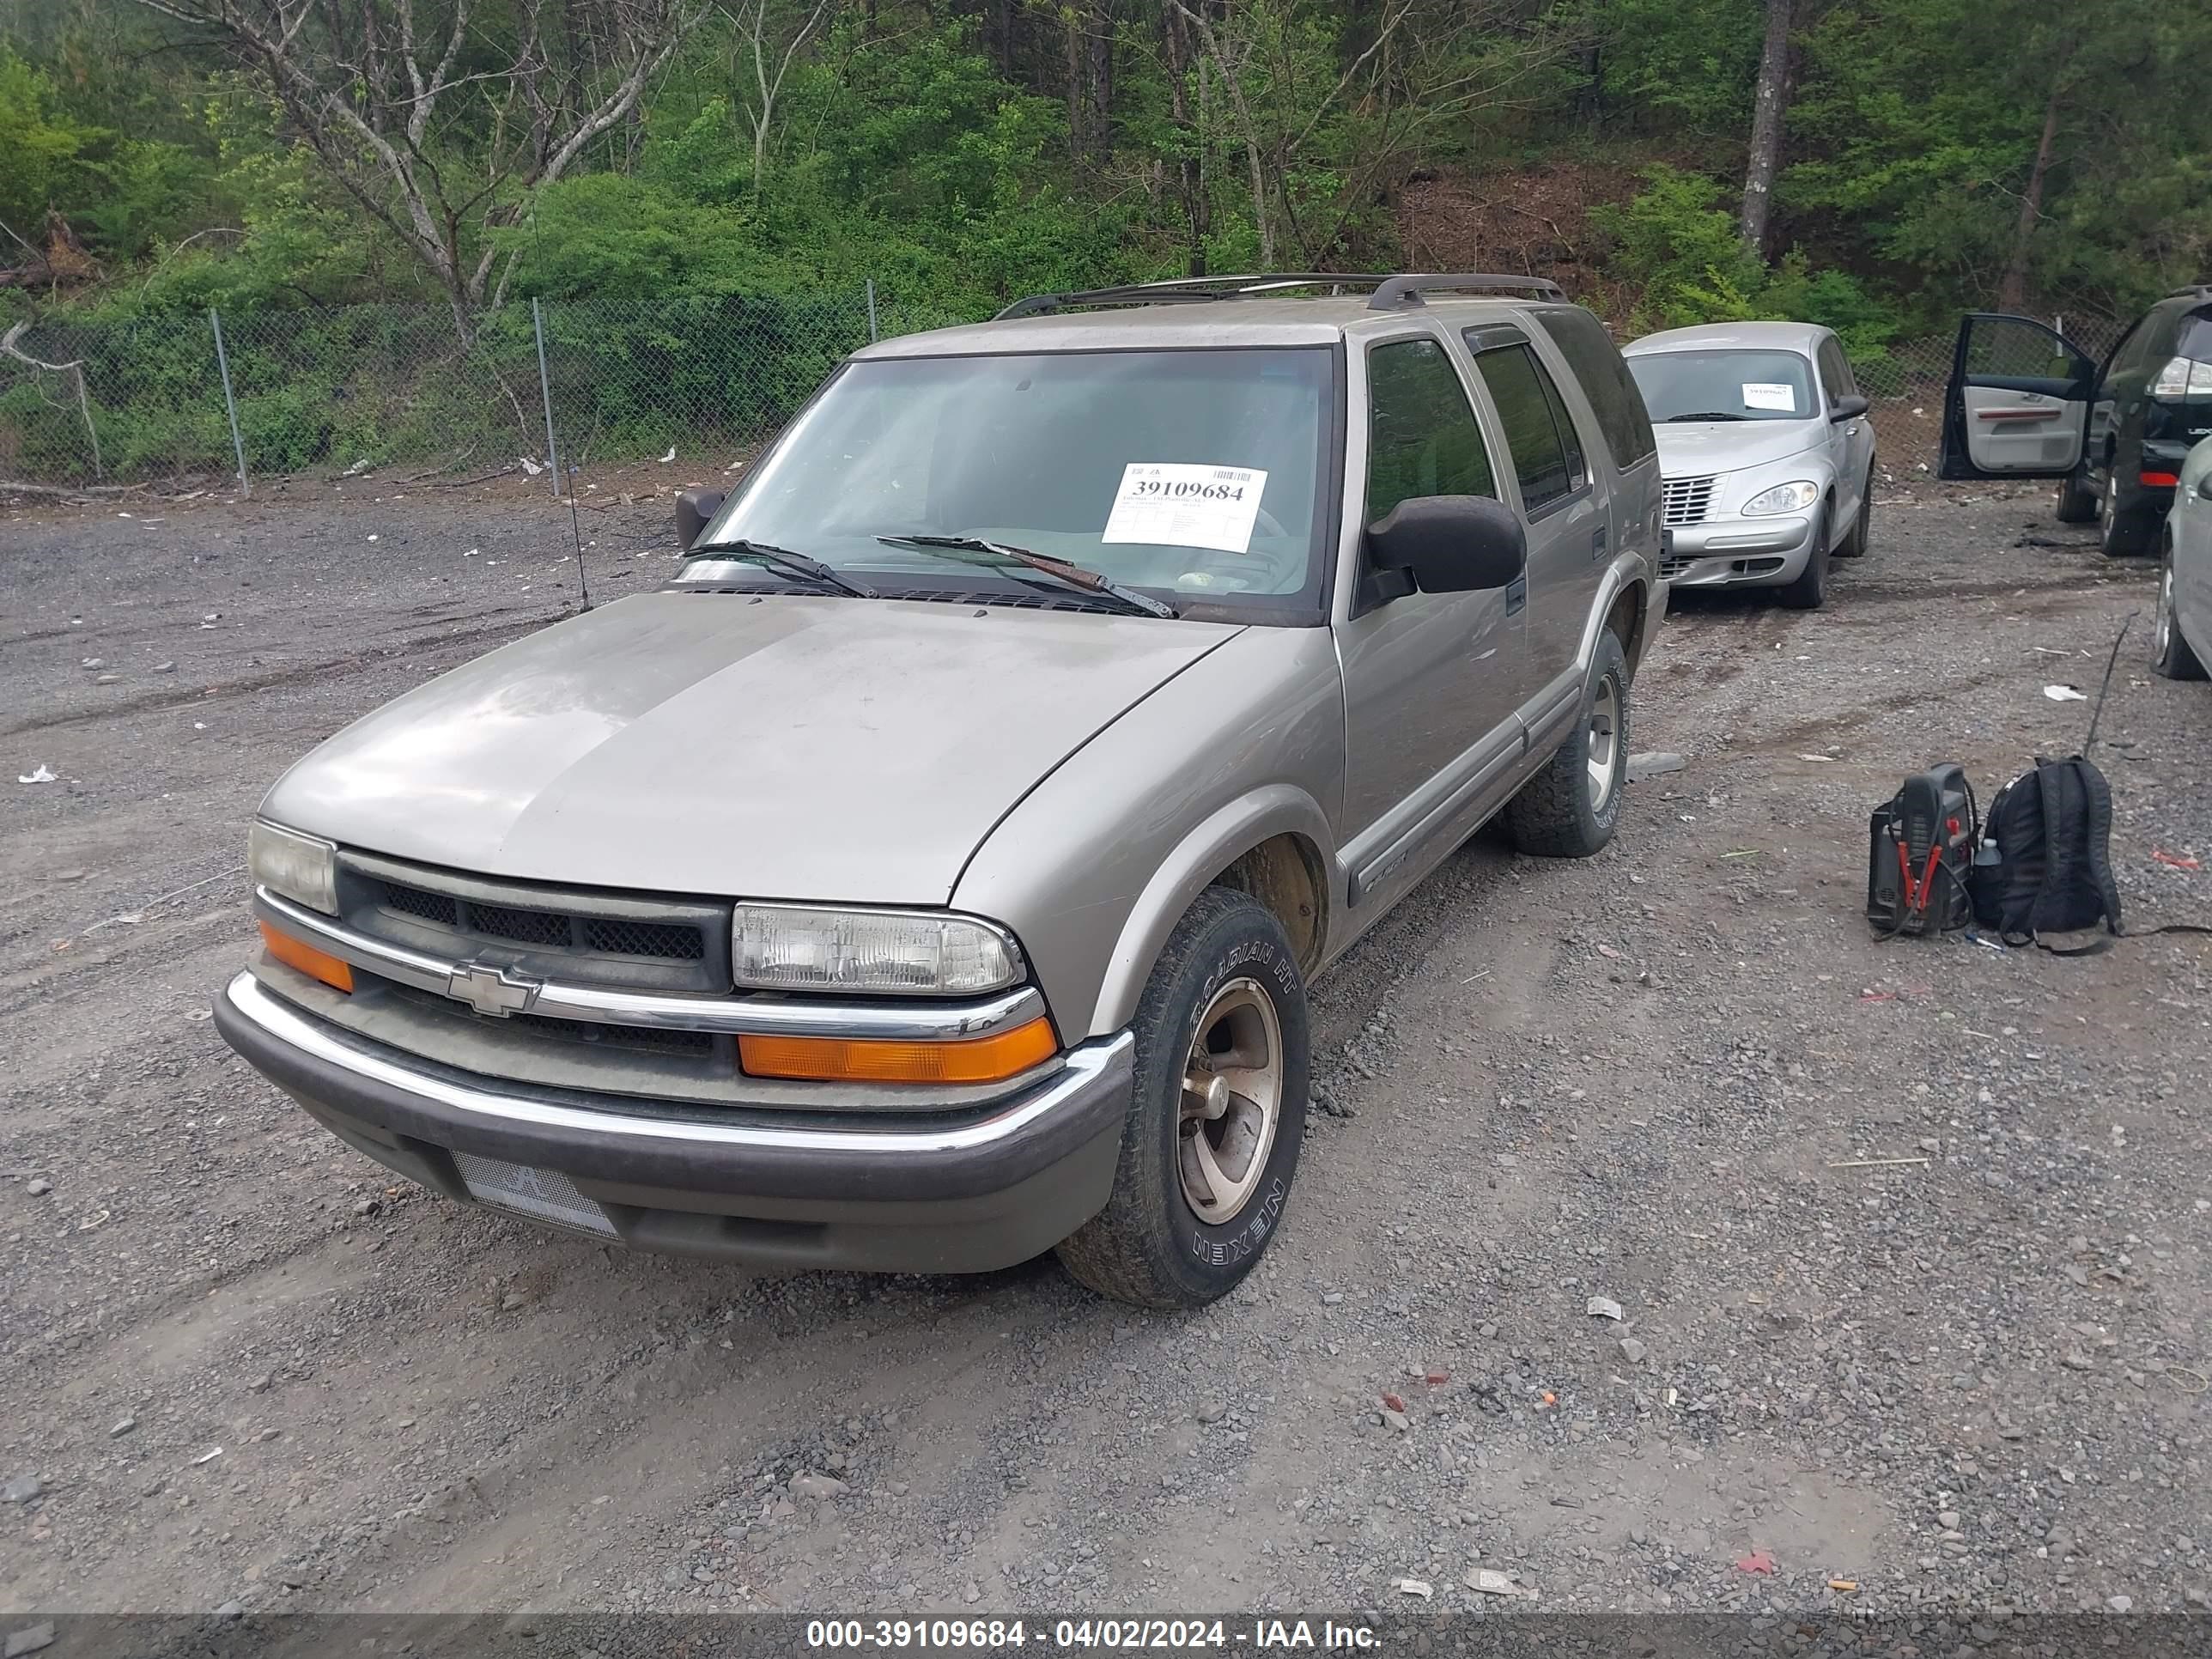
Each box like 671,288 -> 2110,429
1652,421 -> 1826,477
262,591 -> 1239,904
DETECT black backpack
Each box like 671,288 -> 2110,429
1966,755 -> 2123,952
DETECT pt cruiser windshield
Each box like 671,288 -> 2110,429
697,348 -> 1336,613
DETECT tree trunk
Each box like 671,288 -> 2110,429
1064,9 -> 1085,163
1738,0 -> 1793,258
1164,7 -> 1208,275
1085,0 -> 1114,160
1997,73 -> 2063,311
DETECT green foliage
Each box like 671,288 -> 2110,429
3,0 -> 2208,487
1583,0 -> 1761,134
1595,166 -> 1902,356
0,45 -> 100,236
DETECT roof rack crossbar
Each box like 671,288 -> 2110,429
995,274 -> 1395,319
994,271 -> 1560,320
1365,273 -> 1565,309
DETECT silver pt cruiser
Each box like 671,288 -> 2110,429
215,272 -> 1665,1308
1622,320 -> 1876,611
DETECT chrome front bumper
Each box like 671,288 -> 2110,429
215,971 -> 1135,1273
1659,514 -> 1817,588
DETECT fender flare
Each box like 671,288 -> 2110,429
1085,783 -> 1337,1038
1577,556 -> 1655,678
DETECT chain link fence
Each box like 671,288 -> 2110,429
0,292 -> 2126,497
0,284 -> 965,495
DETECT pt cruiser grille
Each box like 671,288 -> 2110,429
1662,476 -> 1718,526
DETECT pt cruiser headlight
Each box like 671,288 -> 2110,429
248,820 -> 337,915
732,904 -> 1024,996
1740,479 -> 1820,517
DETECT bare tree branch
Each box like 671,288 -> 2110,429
125,0 -> 707,331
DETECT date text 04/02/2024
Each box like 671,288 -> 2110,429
803,1618 -> 1383,1650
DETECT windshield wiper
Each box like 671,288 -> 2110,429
686,538 -> 877,599
1662,411 -> 1751,423
874,534 -> 1176,619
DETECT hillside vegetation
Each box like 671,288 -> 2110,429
1,0 -> 2207,340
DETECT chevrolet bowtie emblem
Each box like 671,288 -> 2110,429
447,959 -> 541,1018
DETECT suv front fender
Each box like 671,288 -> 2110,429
952,626 -> 1346,1042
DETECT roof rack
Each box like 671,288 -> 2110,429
1364,272 -> 1565,309
994,270 -> 1563,320
2166,283 -> 2212,300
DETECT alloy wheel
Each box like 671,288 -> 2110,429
1586,673 -> 1622,812
1176,978 -> 1283,1224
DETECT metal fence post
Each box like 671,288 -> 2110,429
532,297 -> 562,496
866,278 -> 879,343
209,307 -> 249,498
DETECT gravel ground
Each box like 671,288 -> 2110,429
2,476 -> 2208,1624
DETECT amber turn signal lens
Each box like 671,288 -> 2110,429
738,1016 -> 1057,1084
259,920 -> 354,993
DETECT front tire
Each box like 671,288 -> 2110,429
2055,465 -> 2098,525
1507,627 -> 1630,859
1056,888 -> 1310,1309
2100,478 -> 2153,557
2154,538 -> 2207,680
1775,506 -> 1832,609
1834,471 -> 1874,558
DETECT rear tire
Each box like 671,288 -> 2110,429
1775,506 -> 1832,609
2054,465 -> 2098,525
1834,471 -> 1874,558
2100,478 -> 2153,557
2154,538 -> 2207,681
1507,629 -> 1630,859
1055,888 -> 1309,1309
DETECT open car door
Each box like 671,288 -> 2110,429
1940,313 -> 2095,479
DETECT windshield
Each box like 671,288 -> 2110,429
1626,349 -> 1817,422
698,349 -> 1336,616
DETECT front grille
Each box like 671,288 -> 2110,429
384,980 -> 720,1059
375,878 -> 708,962
1660,555 -> 1695,580
470,898 -> 574,949
341,852 -> 732,995
584,917 -> 707,960
381,882 -> 459,927
1662,476 -> 1718,526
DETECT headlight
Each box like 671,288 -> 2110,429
248,820 -> 337,914
1740,480 -> 1820,517
732,904 -> 1024,995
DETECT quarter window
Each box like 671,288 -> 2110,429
1471,342 -> 1585,514
1533,307 -> 1657,466
1364,337 -> 1497,523
1816,337 -> 1857,404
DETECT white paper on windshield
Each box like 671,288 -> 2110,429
1741,381 -> 1797,411
1102,463 -> 1268,554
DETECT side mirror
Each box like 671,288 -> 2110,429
1829,393 -> 1871,422
1364,495 -> 1527,598
676,487 -> 725,550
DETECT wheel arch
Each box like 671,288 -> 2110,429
1086,787 -> 1337,1038
1599,568 -> 1654,678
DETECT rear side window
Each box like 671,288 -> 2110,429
1364,337 -> 1497,522
1533,307 -> 1657,467
1470,342 -> 1586,514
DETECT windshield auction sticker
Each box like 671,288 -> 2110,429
1741,381 -> 1797,411
1103,463 -> 1268,554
